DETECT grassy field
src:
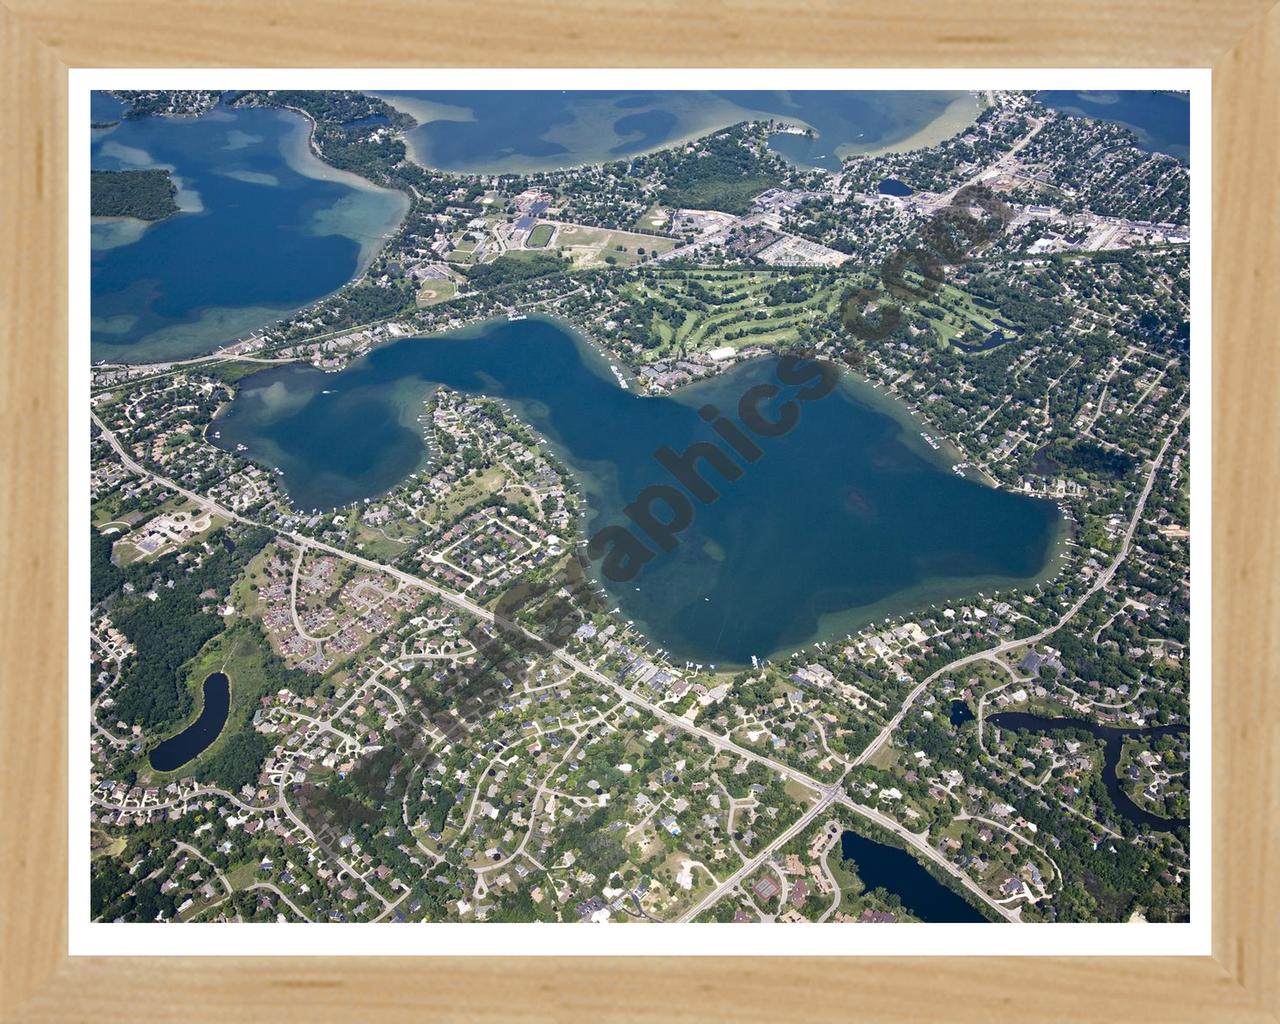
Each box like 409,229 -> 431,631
222,860 -> 263,892
489,249 -> 547,265
616,269 -> 842,360
202,360 -> 277,385
864,742 -> 900,771
784,777 -> 820,802
415,279 -> 457,307
445,236 -> 479,263
550,223 -> 677,269
429,466 -> 508,524
348,506 -> 420,560
92,491 -> 137,529
525,223 -> 555,248
230,544 -> 276,620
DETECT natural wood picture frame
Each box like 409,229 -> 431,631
1,2 -> 1276,1020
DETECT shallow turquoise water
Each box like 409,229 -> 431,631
213,317 -> 1061,665
375,90 -> 977,174
91,97 -> 407,363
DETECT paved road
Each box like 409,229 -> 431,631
92,785 -> 271,816
96,407 -> 1010,922
677,779 -> 847,923
288,544 -> 327,654
94,401 -> 1174,925
245,881 -> 315,922
855,408 -> 1188,767
92,411 -> 255,528
837,799 -> 1020,922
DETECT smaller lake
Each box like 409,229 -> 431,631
1035,90 -> 1190,163
950,700 -> 976,726
840,829 -> 988,922
148,671 -> 230,772
987,711 -> 1188,832
878,178 -> 914,197
342,112 -> 390,130
954,330 -> 1017,354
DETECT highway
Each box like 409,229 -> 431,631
94,395 -> 1184,924
92,407 -> 1018,922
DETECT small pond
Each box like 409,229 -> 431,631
148,671 -> 230,772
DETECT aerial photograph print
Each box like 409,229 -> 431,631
84,81 -> 1195,941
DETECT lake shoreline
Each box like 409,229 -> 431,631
274,105 -> 411,276
843,92 -> 984,159
213,313 -> 1064,667
377,91 -> 982,176
92,101 -> 410,364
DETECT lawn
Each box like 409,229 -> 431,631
864,742 -> 900,771
203,360 -> 278,385
91,494 -> 134,528
917,282 -> 1003,347
111,497 -> 228,566
352,520 -> 416,560
223,860 -> 264,892
429,466 -> 508,524
445,237 -> 478,263
784,777 -> 821,803
230,543 -> 277,619
614,269 -> 840,360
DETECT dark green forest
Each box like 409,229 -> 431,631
460,252 -> 570,290
90,169 -> 179,221
656,132 -> 781,215
1043,441 -> 1136,480
103,526 -> 273,728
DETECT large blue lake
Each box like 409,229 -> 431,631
373,91 -> 981,174
1036,90 -> 1190,162
91,96 -> 407,363
212,317 -> 1061,666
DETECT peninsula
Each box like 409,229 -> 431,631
87,87 -> 1193,930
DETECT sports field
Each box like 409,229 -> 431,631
415,279 -> 458,307
525,223 -> 555,248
